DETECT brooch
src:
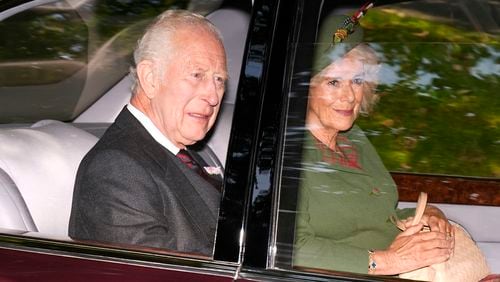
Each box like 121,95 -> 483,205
333,1 -> 373,43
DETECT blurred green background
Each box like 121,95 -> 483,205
356,8 -> 499,178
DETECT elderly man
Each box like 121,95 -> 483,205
69,10 -> 227,256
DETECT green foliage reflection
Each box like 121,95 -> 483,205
356,10 -> 499,178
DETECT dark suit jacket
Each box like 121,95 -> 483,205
69,108 -> 220,256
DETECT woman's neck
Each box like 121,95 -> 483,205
306,113 -> 339,152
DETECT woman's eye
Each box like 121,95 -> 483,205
327,79 -> 339,87
353,77 -> 364,85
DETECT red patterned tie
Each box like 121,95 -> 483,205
177,149 -> 201,171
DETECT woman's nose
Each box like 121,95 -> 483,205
339,82 -> 356,103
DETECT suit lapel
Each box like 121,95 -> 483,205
170,153 -> 220,219
160,150 -> 220,243
114,108 -> 220,241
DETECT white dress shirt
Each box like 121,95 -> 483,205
127,104 -> 180,155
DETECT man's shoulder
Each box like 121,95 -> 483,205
88,125 -> 136,159
84,132 -> 175,172
93,109 -> 150,151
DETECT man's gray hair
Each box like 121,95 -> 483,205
130,9 -> 223,94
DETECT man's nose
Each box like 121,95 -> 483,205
201,78 -> 220,106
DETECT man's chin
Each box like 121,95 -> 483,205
181,131 -> 209,145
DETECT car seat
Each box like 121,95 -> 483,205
0,120 -> 98,236
0,167 -> 38,232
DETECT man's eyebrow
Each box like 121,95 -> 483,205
219,72 -> 229,80
187,62 -> 228,79
191,65 -> 208,71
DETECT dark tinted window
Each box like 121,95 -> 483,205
272,0 -> 499,276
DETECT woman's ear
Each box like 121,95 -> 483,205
136,60 -> 157,99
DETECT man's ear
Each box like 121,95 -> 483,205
136,60 -> 157,99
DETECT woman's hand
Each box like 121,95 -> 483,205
420,205 -> 454,235
402,205 -> 455,250
370,223 -> 454,275
402,205 -> 453,232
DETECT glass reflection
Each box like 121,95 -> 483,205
358,43 -> 499,178
275,0 -> 499,276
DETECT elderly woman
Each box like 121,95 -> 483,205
293,12 -> 454,275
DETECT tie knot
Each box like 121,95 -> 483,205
177,150 -> 196,168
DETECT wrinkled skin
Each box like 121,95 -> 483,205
306,46 -> 454,275
132,26 -> 228,149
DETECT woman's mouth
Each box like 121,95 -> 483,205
335,109 -> 353,116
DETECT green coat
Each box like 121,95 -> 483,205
293,125 -> 413,274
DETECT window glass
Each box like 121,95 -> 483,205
273,0 -> 499,276
0,2 -> 87,86
0,0 -> 219,123
357,1 -> 499,178
0,1 -> 89,122
0,0 -> 251,262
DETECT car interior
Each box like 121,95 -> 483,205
0,0 -> 499,276
0,3 -> 249,238
274,0 -> 500,274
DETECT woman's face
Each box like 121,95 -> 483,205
307,53 -> 366,133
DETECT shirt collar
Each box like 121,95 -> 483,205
127,104 -> 180,155
310,131 -> 362,170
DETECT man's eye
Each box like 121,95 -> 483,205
192,72 -> 203,79
215,76 -> 225,86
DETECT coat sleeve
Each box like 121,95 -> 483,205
293,186 -> 370,274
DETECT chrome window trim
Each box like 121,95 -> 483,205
0,0 -> 58,21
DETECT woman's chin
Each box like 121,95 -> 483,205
331,120 -> 355,132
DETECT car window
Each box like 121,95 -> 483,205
271,0 -> 499,276
0,0 -> 221,123
0,1 -> 89,122
356,1 -> 499,178
0,0 -> 251,263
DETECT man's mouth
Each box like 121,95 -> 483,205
188,112 -> 212,120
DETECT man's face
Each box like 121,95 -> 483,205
308,53 -> 366,133
151,28 -> 227,148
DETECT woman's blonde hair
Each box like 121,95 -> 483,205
311,43 -> 380,115
346,43 -> 380,115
